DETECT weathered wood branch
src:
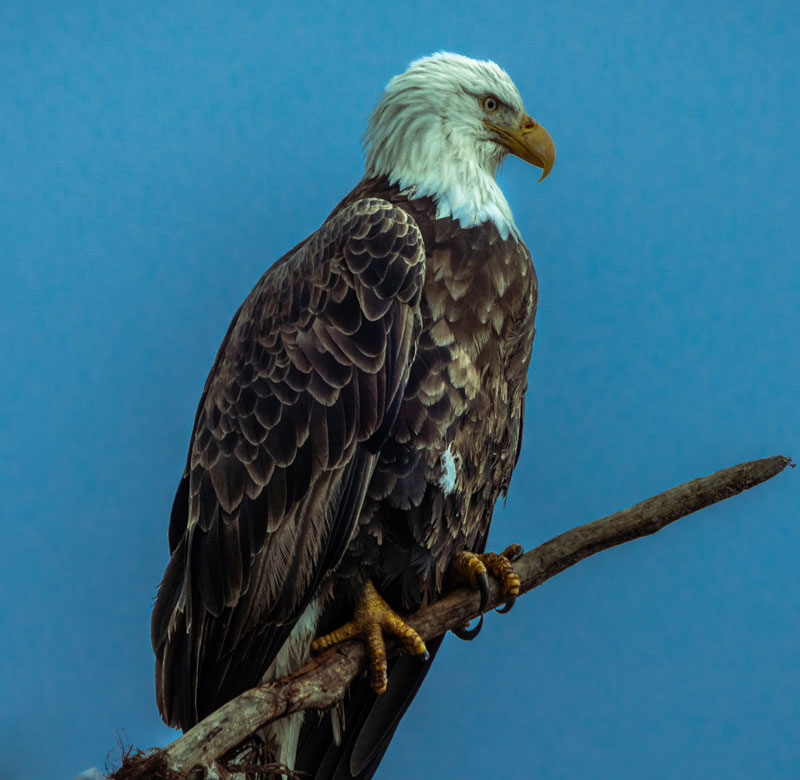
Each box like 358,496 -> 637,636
111,455 -> 792,779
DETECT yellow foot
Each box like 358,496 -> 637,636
310,580 -> 428,694
448,544 -> 524,639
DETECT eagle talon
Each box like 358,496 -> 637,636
448,548 -> 522,620
475,568 -> 490,612
495,596 -> 516,614
453,614 -> 484,641
480,551 -> 521,613
310,580 -> 427,694
501,543 -> 525,562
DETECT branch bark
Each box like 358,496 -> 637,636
111,455 -> 792,779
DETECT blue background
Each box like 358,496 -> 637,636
1,2 -> 797,778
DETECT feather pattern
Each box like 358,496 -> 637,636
151,198 -> 426,729
294,175 -> 537,779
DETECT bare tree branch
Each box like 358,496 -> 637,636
110,455 -> 792,779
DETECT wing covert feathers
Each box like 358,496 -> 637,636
152,199 -> 426,730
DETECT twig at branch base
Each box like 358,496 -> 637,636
111,455 -> 792,779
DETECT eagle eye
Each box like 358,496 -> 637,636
481,95 -> 500,113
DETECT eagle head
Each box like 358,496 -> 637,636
364,52 -> 555,238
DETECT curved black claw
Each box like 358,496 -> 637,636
417,648 -> 430,662
475,568 -> 490,612
453,614 -> 484,641
495,594 -> 516,615
501,543 -> 525,562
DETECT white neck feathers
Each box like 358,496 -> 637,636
363,54 -> 522,241
367,139 -> 519,241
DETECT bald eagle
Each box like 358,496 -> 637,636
151,52 -> 554,778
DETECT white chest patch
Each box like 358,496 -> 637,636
439,446 -> 457,495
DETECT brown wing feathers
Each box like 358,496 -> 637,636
151,199 -> 425,730
289,178 -> 538,780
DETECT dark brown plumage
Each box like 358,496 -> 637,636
294,178 -> 536,779
152,51 -> 552,779
152,197 -> 427,729
327,177 -> 536,612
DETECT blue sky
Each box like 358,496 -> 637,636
1,2 -> 798,778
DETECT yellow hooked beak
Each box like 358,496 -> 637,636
485,114 -> 555,182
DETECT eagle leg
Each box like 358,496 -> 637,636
310,580 -> 428,694
448,547 -> 523,619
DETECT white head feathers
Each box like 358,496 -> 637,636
364,53 -> 527,240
